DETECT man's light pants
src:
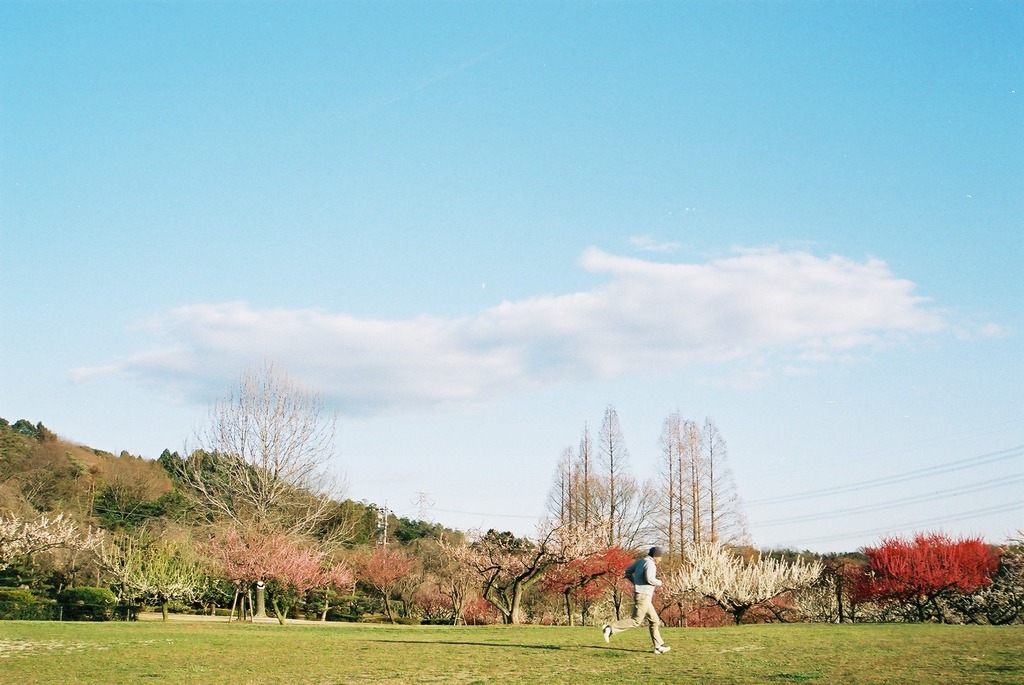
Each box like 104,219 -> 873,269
608,591 -> 665,647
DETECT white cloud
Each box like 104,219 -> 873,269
628,235 -> 683,253
73,248 -> 950,415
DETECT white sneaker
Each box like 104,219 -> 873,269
602,624 -> 612,643
654,645 -> 671,654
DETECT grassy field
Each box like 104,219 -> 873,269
0,618 -> 1021,684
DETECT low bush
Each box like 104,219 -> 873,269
394,616 -> 421,625
57,586 -> 117,621
357,614 -> 421,625
323,606 -> 360,622
0,587 -> 57,620
113,604 -> 143,621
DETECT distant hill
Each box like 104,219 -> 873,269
0,416 -> 178,529
0,416 -> 457,545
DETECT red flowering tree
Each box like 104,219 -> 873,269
318,560 -> 355,621
206,526 -> 331,624
445,525 -> 602,625
857,532 -> 999,622
413,583 -> 452,624
541,546 -> 632,625
462,595 -> 500,625
262,537 -> 328,624
358,545 -> 416,624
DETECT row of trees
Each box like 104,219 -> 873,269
3,506 -> 1020,626
546,407 -> 749,561
2,366 -> 1022,627
536,405 -> 1022,626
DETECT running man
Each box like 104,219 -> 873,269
602,546 -> 670,654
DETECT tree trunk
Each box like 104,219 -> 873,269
836,575 -> 845,623
731,603 -> 750,625
449,587 -> 465,625
563,589 -> 574,626
271,597 -> 288,625
255,583 -> 267,618
508,584 -> 525,625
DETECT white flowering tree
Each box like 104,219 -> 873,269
666,543 -> 823,624
102,535 -> 208,621
0,513 -> 101,571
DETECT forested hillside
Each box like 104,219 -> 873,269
0,416 -> 445,542
0,418 -> 178,525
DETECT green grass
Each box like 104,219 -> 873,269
1,619 -> 1022,684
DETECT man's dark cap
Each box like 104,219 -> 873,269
649,546 -> 665,558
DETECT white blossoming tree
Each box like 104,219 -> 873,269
102,535 -> 208,621
0,513 -> 101,571
666,543 -> 823,624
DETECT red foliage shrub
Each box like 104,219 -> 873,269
857,532 -> 999,622
462,596 -> 499,625
541,546 -> 633,600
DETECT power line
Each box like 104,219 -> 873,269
773,499 -> 1024,548
432,507 -> 540,520
756,472 -> 1024,527
747,444 -> 1024,507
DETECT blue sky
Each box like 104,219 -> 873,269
2,1 -> 1021,553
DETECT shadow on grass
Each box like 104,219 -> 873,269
375,639 -> 562,650
375,639 -> 649,654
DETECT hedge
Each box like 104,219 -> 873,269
57,586 -> 117,621
0,587 -> 57,620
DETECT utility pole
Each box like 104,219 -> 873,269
377,502 -> 390,546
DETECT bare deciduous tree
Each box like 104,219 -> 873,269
547,408 -> 653,553
598,405 -> 628,547
178,363 -> 345,539
654,414 -> 748,557
546,447 -> 576,529
546,425 -> 604,537
594,405 -> 655,551
701,418 -> 749,547
657,412 -> 682,558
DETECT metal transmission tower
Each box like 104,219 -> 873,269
412,492 -> 435,521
